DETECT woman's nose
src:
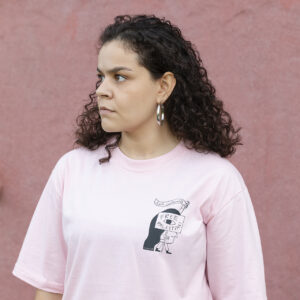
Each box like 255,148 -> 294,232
96,79 -> 112,98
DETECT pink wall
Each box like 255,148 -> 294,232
1,0 -> 299,299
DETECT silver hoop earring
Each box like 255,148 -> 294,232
156,103 -> 165,126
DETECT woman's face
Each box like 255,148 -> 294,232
96,39 -> 161,133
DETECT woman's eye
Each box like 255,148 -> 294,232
97,74 -> 126,82
97,74 -> 104,81
115,74 -> 126,82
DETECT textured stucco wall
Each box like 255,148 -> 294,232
1,1 -> 299,299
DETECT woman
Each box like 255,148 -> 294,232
12,14 -> 268,299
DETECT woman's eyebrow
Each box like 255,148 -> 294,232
97,66 -> 133,73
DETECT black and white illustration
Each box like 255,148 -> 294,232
143,198 -> 190,254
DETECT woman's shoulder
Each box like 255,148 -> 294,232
184,147 -> 246,190
53,145 -> 105,171
186,146 -> 240,172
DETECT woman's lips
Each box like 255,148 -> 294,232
100,108 -> 114,114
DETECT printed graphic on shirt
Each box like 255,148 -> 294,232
143,198 -> 190,254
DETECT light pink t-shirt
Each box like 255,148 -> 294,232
12,139 -> 267,299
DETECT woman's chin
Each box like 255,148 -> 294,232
101,123 -> 120,133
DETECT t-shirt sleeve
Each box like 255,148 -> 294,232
205,186 -> 268,300
12,154 -> 67,294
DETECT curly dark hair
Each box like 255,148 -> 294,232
73,14 -> 243,164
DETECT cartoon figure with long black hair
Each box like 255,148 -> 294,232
143,198 -> 190,254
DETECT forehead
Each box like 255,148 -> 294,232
97,40 -> 140,69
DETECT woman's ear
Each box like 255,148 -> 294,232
157,72 -> 176,104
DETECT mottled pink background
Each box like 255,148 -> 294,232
1,1 -> 299,299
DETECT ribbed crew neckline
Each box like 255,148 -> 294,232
112,139 -> 186,172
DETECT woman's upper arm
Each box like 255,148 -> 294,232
34,289 -> 63,300
206,188 -> 267,299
